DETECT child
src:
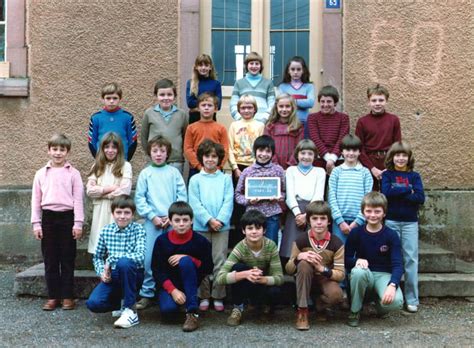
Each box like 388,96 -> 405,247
355,84 -> 402,190
141,78 -> 188,174
186,54 -> 222,124
216,210 -> 284,326
345,192 -> 404,327
134,135 -> 187,309
328,134 -> 373,244
278,56 -> 315,137
307,85 -> 350,174
88,82 -> 138,161
86,195 -> 145,329
31,134 -> 84,311
235,135 -> 286,245
151,202 -> 213,332
86,132 -> 132,254
280,140 -> 326,260
264,94 -> 304,170
286,201 -> 345,330
188,139 -> 233,312
184,92 -> 229,177
381,141 -> 425,313
230,51 -> 276,123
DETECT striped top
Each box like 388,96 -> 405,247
264,120 -> 304,170
216,237 -> 284,286
328,163 -> 373,226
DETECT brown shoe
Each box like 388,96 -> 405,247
296,308 -> 310,330
182,313 -> 199,332
62,299 -> 76,310
42,299 -> 60,311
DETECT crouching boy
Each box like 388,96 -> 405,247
286,201 -> 345,330
151,202 -> 213,332
216,210 -> 284,327
86,195 -> 145,329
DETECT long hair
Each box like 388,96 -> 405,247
266,94 -> 301,132
190,54 -> 217,97
385,141 -> 415,171
89,132 -> 125,178
281,56 -> 311,84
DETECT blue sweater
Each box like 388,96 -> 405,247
345,225 -> 404,286
188,170 -> 234,232
88,108 -> 138,160
381,170 -> 425,222
186,77 -> 222,110
135,165 -> 187,221
278,83 -> 315,122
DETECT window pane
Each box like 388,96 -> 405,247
271,0 -> 309,30
0,24 -> 5,61
0,0 -> 4,22
212,0 -> 251,28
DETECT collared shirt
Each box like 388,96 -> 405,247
92,221 -> 146,276
309,230 -> 331,249
154,104 -> 178,122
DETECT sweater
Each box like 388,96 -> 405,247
345,225 -> 404,286
216,237 -> 284,286
285,230 -> 345,281
88,107 -> 138,160
186,77 -> 222,110
278,83 -> 315,122
188,170 -> 234,232
141,106 -> 188,163
381,170 -> 425,222
230,76 -> 276,123
183,120 -> 229,170
355,112 -> 402,169
228,118 -> 265,170
328,163 -> 373,226
285,165 -> 326,215
264,121 -> 304,170
135,164 -> 187,221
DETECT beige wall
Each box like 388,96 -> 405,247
343,1 -> 474,189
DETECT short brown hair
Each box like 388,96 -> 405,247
294,139 -> 317,162
147,135 -> 172,159
153,78 -> 177,97
48,133 -> 71,151
340,134 -> 362,151
244,52 -> 264,73
197,139 -> 225,167
318,85 -> 339,104
367,83 -> 389,100
111,195 -> 136,214
101,82 -> 122,99
305,201 -> 332,223
385,141 -> 415,171
361,191 -> 388,214
197,92 -> 218,108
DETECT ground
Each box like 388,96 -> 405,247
1,264 -> 473,347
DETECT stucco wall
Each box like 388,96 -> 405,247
343,0 -> 474,189
0,0 -> 180,187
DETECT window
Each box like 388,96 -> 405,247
1,0 -> 5,61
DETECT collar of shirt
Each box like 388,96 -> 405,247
309,229 -> 331,248
168,229 -> 193,245
46,161 -> 72,169
154,104 -> 177,121
340,162 -> 363,170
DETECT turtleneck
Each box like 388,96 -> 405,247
168,229 -> 193,244
151,162 -> 167,168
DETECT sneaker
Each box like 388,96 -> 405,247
199,299 -> 210,311
347,311 -> 360,327
295,308 -> 309,330
406,304 -> 418,313
213,300 -> 225,312
114,308 -> 139,329
135,297 -> 152,310
227,308 -> 242,326
182,313 -> 199,332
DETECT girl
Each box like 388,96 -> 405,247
230,51 -> 275,123
381,141 -> 425,313
280,139 -> 326,260
278,56 -> 315,137
186,54 -> 222,124
264,94 -> 304,170
86,132 -> 132,254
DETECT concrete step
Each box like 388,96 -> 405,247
419,241 -> 456,273
418,273 -> 474,297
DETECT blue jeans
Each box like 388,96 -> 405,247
332,220 -> 352,245
385,220 -> 419,306
86,258 -> 144,312
265,214 -> 281,245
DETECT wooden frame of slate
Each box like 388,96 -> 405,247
245,177 -> 281,200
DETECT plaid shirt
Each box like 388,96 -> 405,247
92,221 -> 146,276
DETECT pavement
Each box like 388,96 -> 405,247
1,264 -> 473,347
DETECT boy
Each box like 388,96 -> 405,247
188,140 -> 234,312
355,84 -> 402,190
184,92 -> 229,178
141,78 -> 188,173
307,85 -> 350,174
234,135 -> 286,245
345,192 -> 404,327
86,195 -> 145,329
216,210 -> 283,326
328,134 -> 373,244
134,135 -> 187,309
151,202 -> 213,332
88,82 -> 138,161
31,133 -> 84,311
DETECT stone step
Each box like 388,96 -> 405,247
418,273 -> 474,297
419,241 -> 456,273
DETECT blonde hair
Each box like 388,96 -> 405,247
237,94 -> 258,114
89,132 -> 125,178
48,133 -> 71,151
267,94 -> 301,132
190,54 -> 217,97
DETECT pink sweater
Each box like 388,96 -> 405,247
31,161 -> 84,230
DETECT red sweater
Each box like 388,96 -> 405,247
355,112 -> 402,169
307,111 -> 350,159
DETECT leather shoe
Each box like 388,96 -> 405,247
42,299 -> 59,311
62,299 -> 76,310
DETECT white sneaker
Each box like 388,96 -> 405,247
114,308 -> 139,328
406,304 -> 418,313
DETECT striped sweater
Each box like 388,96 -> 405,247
216,237 -> 284,286
328,163 -> 373,226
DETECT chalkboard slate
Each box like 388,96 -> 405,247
245,177 -> 281,199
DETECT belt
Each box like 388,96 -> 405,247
367,150 -> 387,156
